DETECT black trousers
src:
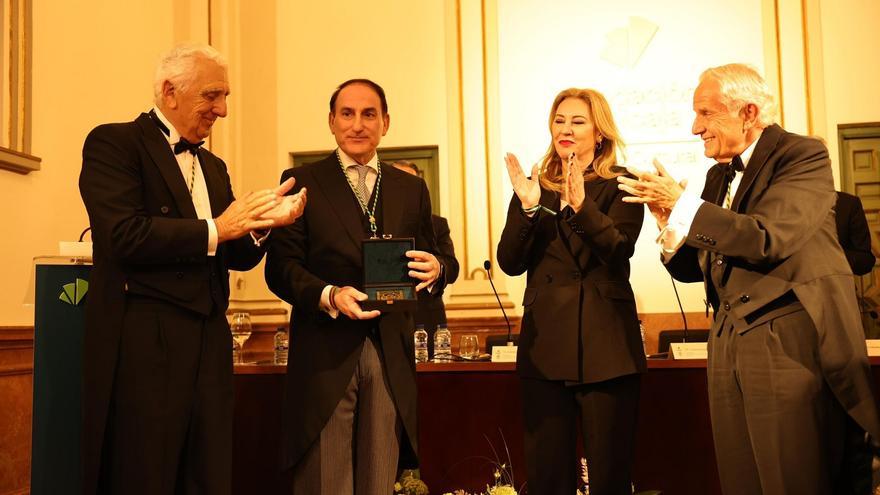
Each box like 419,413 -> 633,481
99,297 -> 233,495
708,304 -> 865,495
520,373 -> 641,495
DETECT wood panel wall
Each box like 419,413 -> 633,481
0,326 -> 33,495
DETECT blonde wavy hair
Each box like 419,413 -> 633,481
537,88 -> 625,192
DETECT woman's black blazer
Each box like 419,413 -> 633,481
497,176 -> 646,383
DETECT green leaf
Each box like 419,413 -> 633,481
60,283 -> 76,305
74,278 -> 89,304
59,289 -> 73,305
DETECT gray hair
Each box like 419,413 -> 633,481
153,44 -> 228,105
699,63 -> 777,128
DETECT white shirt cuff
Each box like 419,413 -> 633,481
658,190 -> 703,260
320,284 -> 339,319
206,219 -> 218,256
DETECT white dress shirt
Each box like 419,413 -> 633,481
152,107 -> 219,256
338,147 -> 380,194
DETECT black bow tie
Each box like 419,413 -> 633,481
149,110 -> 203,155
726,155 -> 744,177
174,138 -> 204,155
724,155 -> 745,184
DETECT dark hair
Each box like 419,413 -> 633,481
392,160 -> 419,175
329,78 -> 388,115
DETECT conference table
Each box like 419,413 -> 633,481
414,360 -> 720,495
233,359 -> 724,495
232,357 -> 880,494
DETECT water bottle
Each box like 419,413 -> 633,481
274,327 -> 289,365
639,320 -> 647,355
434,324 -> 452,362
414,324 -> 429,363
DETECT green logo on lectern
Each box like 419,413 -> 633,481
59,278 -> 88,305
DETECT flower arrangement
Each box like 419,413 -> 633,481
397,433 -> 660,494
394,470 -> 429,495
435,430 -> 521,495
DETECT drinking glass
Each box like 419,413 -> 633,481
459,334 -> 479,360
230,312 -> 252,364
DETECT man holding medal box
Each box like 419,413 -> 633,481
265,79 -> 447,494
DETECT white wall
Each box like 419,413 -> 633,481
274,1 -> 452,204
0,1 -> 176,325
818,0 -> 880,182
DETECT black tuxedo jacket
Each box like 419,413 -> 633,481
264,153 -> 445,470
497,175 -> 646,383
665,124 -> 880,441
78,113 -> 265,494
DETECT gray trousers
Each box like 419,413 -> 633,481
708,304 -> 851,495
292,336 -> 402,495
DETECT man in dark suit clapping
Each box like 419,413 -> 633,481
79,44 -> 305,495
619,63 -> 880,494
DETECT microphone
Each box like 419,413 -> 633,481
484,260 -> 513,345
670,274 -> 689,343
648,274 -> 691,359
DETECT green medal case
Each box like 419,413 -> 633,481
361,237 -> 417,311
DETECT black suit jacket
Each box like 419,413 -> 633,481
78,112 -> 265,494
497,176 -> 646,383
264,154 -> 445,470
665,124 -> 880,441
836,191 -> 876,276
413,215 -> 459,330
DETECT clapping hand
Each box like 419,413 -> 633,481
215,189 -> 279,243
563,152 -> 585,212
259,178 -> 307,228
616,158 -> 686,228
504,152 -> 541,209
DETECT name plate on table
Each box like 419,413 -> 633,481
866,340 -> 880,357
670,342 -> 708,360
361,237 -> 417,312
59,241 -> 93,260
491,344 -> 518,363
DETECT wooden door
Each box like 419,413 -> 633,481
839,124 -> 880,337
